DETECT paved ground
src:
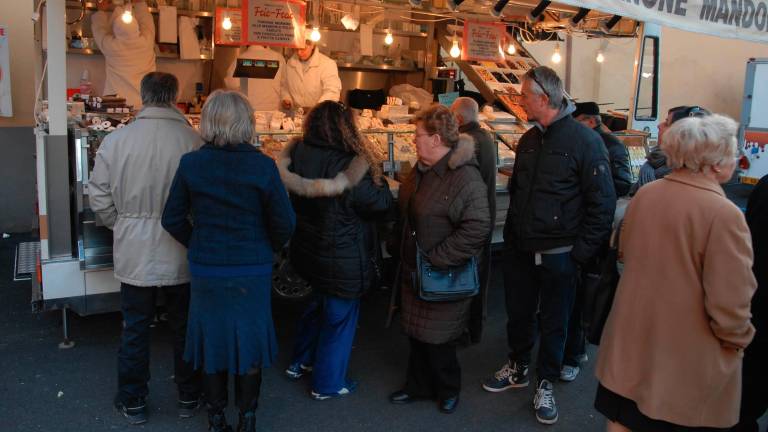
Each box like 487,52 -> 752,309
0,233 -> 763,432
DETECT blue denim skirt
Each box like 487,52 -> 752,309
184,274 -> 278,375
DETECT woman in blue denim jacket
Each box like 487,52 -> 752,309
162,90 -> 295,432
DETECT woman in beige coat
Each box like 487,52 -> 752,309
595,114 -> 757,431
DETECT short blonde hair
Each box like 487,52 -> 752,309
200,90 -> 254,147
413,104 -> 459,148
661,114 -> 738,172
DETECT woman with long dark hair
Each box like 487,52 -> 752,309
277,101 -> 393,400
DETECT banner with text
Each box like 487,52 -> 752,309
244,0 -> 306,48
462,21 -> 506,62
555,0 -> 768,43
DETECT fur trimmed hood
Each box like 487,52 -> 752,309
277,138 -> 370,198
448,134 -> 478,170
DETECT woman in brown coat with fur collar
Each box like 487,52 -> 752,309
388,105 -> 491,414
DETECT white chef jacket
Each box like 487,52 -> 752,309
91,2 -> 156,108
281,49 -> 341,109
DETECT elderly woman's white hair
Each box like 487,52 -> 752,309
660,113 -> 739,172
200,90 -> 255,147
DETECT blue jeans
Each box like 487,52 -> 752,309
503,247 -> 579,382
290,294 -> 360,394
116,283 -> 200,403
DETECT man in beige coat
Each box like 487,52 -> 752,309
89,72 -> 202,425
595,114 -> 757,431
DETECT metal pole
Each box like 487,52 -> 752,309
58,307 -> 75,349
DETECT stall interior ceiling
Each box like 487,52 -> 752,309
312,0 -> 637,38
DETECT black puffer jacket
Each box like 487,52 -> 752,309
598,129 -> 633,197
278,138 -> 393,298
504,106 -> 616,265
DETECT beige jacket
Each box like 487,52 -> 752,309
595,170 -> 757,428
88,107 -> 202,286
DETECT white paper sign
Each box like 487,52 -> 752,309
0,25 -> 12,117
556,0 -> 768,43
360,23 -> 373,56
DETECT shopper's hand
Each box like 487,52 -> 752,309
281,99 -> 293,110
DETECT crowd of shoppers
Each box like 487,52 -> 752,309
89,69 -> 764,431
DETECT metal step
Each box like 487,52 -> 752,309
14,241 -> 40,281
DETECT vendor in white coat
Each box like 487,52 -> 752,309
224,45 -> 286,112
91,0 -> 156,109
281,40 -> 341,110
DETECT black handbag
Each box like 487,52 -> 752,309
415,243 -> 480,302
582,221 -> 622,345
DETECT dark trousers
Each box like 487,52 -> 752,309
291,294 -> 360,394
731,340 -> 768,432
403,338 -> 461,400
204,369 -> 262,413
563,279 -> 586,367
116,283 -> 200,403
503,247 -> 579,382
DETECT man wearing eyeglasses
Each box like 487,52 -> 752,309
482,66 -> 616,425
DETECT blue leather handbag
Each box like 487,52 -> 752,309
415,244 -> 479,302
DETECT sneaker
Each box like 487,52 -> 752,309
177,394 -> 200,418
482,360 -> 529,392
311,380 -> 358,401
533,379 -> 558,425
114,397 -> 148,425
560,365 -> 580,382
285,363 -> 313,380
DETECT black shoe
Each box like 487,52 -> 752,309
178,394 -> 200,418
389,390 -> 417,404
208,411 -> 233,432
114,397 -> 148,425
439,396 -> 459,414
237,411 -> 256,432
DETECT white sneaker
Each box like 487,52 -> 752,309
560,365 -> 580,382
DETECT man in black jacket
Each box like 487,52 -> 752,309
450,97 -> 497,345
481,67 -> 615,425
573,102 -> 632,197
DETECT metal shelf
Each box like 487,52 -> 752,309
337,63 -> 423,72
66,1 -> 215,18
63,47 -> 212,60
319,24 -> 428,38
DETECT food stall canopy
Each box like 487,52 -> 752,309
553,0 -> 768,43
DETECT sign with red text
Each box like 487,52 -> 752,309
244,0 -> 306,48
215,8 -> 244,46
462,21 -> 506,62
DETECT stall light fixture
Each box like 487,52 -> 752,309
491,0 -> 510,17
121,1 -> 133,24
602,15 -> 622,31
596,50 -> 604,63
569,7 -> 590,25
551,43 -> 561,64
222,15 -> 233,30
385,29 -> 394,45
447,0 -> 465,11
450,38 -> 461,58
526,0 -> 551,22
506,42 -> 516,55
310,26 -> 321,42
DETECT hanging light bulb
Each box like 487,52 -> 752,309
450,38 -> 461,58
121,2 -> 133,24
310,26 -> 321,42
506,43 -> 516,55
384,30 -> 394,46
596,50 -> 605,63
551,43 -> 561,64
222,15 -> 232,30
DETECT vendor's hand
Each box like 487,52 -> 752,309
96,0 -> 110,11
281,99 -> 293,110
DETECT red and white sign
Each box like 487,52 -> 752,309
243,0 -> 306,48
462,20 -> 506,62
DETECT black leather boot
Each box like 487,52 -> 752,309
208,411 -> 233,432
237,411 -> 256,432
